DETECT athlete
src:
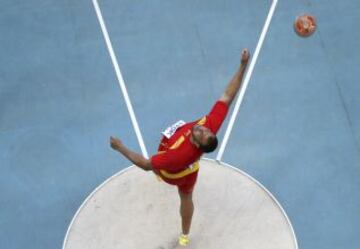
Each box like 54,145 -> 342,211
110,49 -> 250,246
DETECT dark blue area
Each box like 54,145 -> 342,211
0,1 -> 136,248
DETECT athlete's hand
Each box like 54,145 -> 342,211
110,136 -> 124,151
241,49 -> 250,65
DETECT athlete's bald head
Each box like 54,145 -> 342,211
191,125 -> 218,153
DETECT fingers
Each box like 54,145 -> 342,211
241,49 -> 250,64
110,136 -> 116,145
110,136 -> 121,149
110,136 -> 119,142
242,49 -> 250,59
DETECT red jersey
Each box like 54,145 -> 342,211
151,100 -> 229,173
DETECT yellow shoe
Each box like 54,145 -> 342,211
178,234 -> 190,246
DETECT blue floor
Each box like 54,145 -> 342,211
0,1 -> 359,249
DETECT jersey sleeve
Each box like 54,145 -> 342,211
206,100 -> 229,134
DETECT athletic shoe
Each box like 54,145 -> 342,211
178,234 -> 190,246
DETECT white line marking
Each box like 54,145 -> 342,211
62,166 -> 135,249
63,158 -> 298,249
216,0 -> 279,162
207,158 -> 299,249
92,0 -> 149,158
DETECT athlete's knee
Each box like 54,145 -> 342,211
178,190 -> 193,201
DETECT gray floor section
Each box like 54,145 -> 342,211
63,159 -> 297,249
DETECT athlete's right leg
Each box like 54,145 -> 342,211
178,189 -> 194,236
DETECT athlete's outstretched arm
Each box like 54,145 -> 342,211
110,136 -> 153,171
219,49 -> 250,106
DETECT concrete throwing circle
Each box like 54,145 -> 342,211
63,159 -> 298,249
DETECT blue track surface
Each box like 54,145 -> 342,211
0,1 -> 359,249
